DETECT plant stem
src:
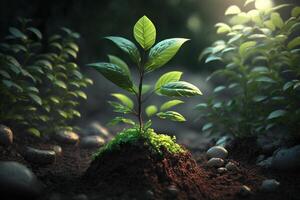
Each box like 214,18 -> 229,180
138,70 -> 144,132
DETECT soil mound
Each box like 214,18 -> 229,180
85,140 -> 215,200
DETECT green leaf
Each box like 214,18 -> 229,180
271,12 -> 284,29
146,38 -> 189,72
252,96 -> 268,102
264,20 -> 275,31
54,80 -> 67,89
225,5 -> 241,15
267,109 -> 287,120
287,37 -> 300,49
111,93 -> 134,109
2,80 -> 23,92
27,128 -> 41,137
28,93 -> 42,105
215,23 -> 231,34
160,81 -> 202,97
9,27 -> 27,39
205,55 -> 222,63
145,105 -> 158,117
142,85 -> 152,94
108,54 -> 130,75
0,70 -> 11,79
213,86 -> 226,93
292,6 -> 300,17
108,101 -> 132,114
160,100 -> 184,111
195,103 -> 208,110
156,111 -> 186,122
105,36 -> 141,64
87,62 -> 133,92
76,91 -> 87,99
108,117 -> 135,126
27,27 -> 42,39
133,15 -> 156,50
202,123 -> 213,131
244,0 -> 255,6
239,41 -> 256,57
255,76 -> 276,83
155,71 -> 182,94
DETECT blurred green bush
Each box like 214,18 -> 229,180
0,18 -> 92,136
198,0 -> 300,138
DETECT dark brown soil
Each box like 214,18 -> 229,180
0,134 -> 300,200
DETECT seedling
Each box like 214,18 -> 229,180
88,16 -> 202,155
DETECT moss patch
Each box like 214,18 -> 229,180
92,128 -> 185,159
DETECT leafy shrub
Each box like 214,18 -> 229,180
198,1 -> 300,138
0,18 -> 92,136
88,15 -> 202,155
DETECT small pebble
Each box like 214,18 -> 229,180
261,179 -> 280,192
207,158 -> 224,167
225,162 -> 238,171
239,185 -> 252,196
206,146 -> 228,159
217,167 -> 228,173
53,145 -> 62,155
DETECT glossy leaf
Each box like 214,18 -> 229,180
111,93 -> 134,109
105,36 -> 141,64
108,54 -> 130,75
108,117 -> 135,126
160,81 -> 202,97
133,15 -> 156,50
155,71 -> 182,94
28,94 -> 42,105
267,110 -> 287,120
27,128 -> 41,137
87,62 -> 133,91
239,41 -> 256,57
271,12 -> 284,28
156,111 -> 186,122
146,38 -> 189,72
287,37 -> 300,49
27,27 -> 42,39
9,27 -> 27,39
225,5 -> 241,15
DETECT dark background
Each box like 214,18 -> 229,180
1,0 -> 299,132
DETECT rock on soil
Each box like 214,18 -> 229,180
0,161 -> 42,199
53,145 -> 62,155
55,130 -> 79,145
271,145 -> 300,171
80,135 -> 105,149
23,147 -> 56,165
206,146 -> 228,159
0,124 -> 13,146
261,179 -> 280,192
207,158 -> 225,167
225,162 -> 238,171
81,122 -> 110,139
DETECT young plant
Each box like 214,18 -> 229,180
198,1 -> 300,138
0,18 -> 92,137
88,16 -> 202,151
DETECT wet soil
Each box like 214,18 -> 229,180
0,135 -> 300,200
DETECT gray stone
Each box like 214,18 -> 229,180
0,161 -> 42,198
217,167 -> 228,173
239,185 -> 252,196
261,179 -> 280,192
82,122 -> 110,138
56,130 -> 79,144
206,146 -> 228,159
23,147 -> 56,165
80,136 -> 105,149
53,145 -> 62,156
0,124 -> 13,146
207,158 -> 224,167
225,162 -> 238,171
271,145 -> 300,171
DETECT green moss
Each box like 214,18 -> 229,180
92,128 -> 185,159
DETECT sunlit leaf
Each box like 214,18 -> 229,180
27,128 -> 41,137
160,100 -> 184,111
108,54 -> 130,75
134,15 -> 156,50
155,71 -> 182,94
157,111 -> 186,122
160,81 -> 202,97
267,110 -> 287,120
292,6 -> 300,17
271,12 -> 284,28
239,41 -> 256,57
225,5 -> 241,15
287,37 -> 300,49
145,105 -> 158,117
28,93 -> 42,105
146,38 -> 189,72
111,93 -> 134,109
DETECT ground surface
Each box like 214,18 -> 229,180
0,133 -> 300,200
